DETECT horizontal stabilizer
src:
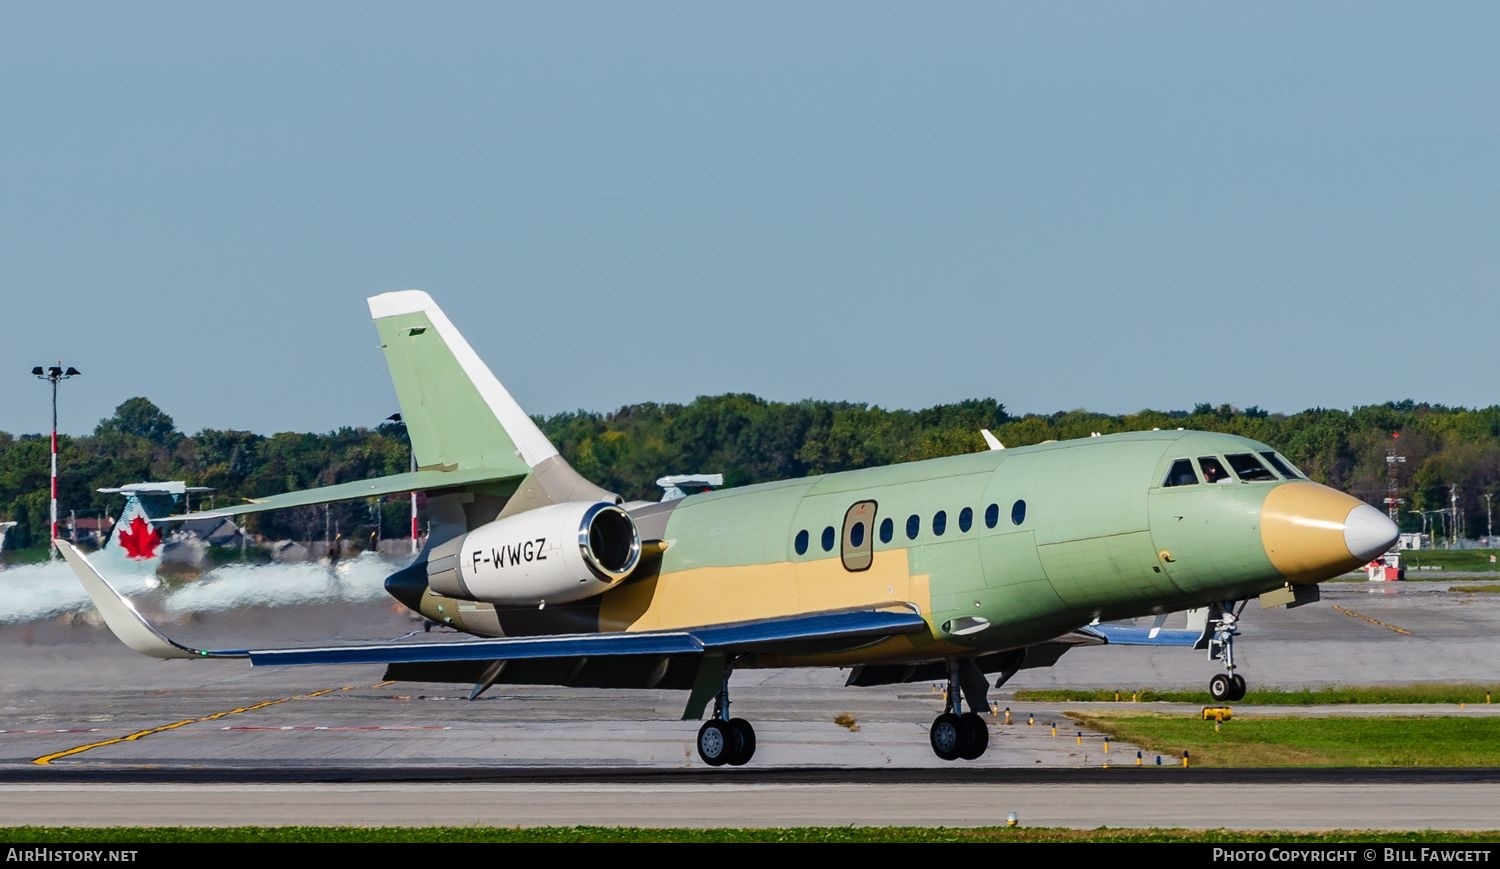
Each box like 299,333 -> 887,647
161,467 -> 524,521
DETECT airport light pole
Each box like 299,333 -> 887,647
31,364 -> 80,560
386,413 -> 419,554
1451,485 -> 1460,547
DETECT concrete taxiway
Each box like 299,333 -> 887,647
1,567 -> 1498,829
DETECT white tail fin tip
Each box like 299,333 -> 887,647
368,290 -> 438,320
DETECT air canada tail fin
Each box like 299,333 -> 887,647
95,482 -> 207,576
368,290 -> 556,477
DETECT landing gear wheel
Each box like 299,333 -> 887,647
958,712 -> 989,760
930,713 -> 972,761
697,720 -> 734,766
1209,673 -> 1234,702
726,717 -> 757,766
1229,674 -> 1247,701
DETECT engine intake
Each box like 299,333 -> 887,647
425,501 -> 642,606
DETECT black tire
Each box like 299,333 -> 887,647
930,713 -> 970,761
1209,673 -> 1234,702
697,720 -> 733,767
1230,674 -> 1247,702
959,712 -> 989,760
727,717 -> 757,766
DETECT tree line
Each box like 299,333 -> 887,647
2,395 -> 1497,551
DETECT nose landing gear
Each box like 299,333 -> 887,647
1205,602 -> 1248,702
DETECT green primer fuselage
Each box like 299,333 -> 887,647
583,429 -> 1288,665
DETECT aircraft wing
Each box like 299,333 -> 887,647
58,540 -> 926,665
1080,624 -> 1202,647
158,467 -> 524,521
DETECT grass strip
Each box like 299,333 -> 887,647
1014,685 -> 1497,705
1067,713 -> 1500,767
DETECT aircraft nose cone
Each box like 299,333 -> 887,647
1260,482 -> 1398,585
1345,504 -> 1399,562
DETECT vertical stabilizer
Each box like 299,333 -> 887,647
369,291 -> 555,476
95,482 -> 206,576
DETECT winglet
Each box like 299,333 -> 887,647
55,540 -> 240,660
981,429 -> 1004,451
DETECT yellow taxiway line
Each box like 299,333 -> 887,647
1331,604 -> 1414,636
32,682 -> 385,766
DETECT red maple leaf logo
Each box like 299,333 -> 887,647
117,515 -> 162,560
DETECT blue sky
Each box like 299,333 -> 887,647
2,3 -> 1496,436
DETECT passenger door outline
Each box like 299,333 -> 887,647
841,500 -> 877,572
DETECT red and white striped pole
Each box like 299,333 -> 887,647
33,363 -> 80,560
50,405 -> 58,553
409,444 -> 419,553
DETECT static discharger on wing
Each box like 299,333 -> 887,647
59,291 -> 1398,767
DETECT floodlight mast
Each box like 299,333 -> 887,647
31,363 -> 81,559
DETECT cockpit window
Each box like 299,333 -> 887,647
1225,452 -> 1277,482
1198,456 -> 1232,484
1261,451 -> 1304,480
1163,458 -> 1199,487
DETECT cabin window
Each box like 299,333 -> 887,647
1225,452 -> 1277,482
1011,499 -> 1027,525
958,507 -> 973,532
985,503 -> 999,528
821,526 -> 836,552
906,514 -> 920,540
879,517 -> 894,544
1198,456 -> 1232,484
794,530 -> 809,556
1261,451 -> 1304,480
850,522 -> 865,548
933,510 -> 948,536
1163,458 -> 1199,487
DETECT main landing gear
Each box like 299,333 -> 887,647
696,666 -> 756,767
1206,602 -> 1248,702
929,659 -> 990,761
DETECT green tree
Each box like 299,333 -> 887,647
95,397 -> 182,447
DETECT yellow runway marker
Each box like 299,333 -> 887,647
1332,605 -> 1413,636
35,691 -> 325,766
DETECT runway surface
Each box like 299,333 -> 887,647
2,562 -> 1498,829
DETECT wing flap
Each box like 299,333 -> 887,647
248,632 -> 703,667
694,606 -> 927,651
1081,624 -> 1201,647
246,606 -> 927,666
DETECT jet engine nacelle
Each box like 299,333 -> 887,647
426,501 -> 641,606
